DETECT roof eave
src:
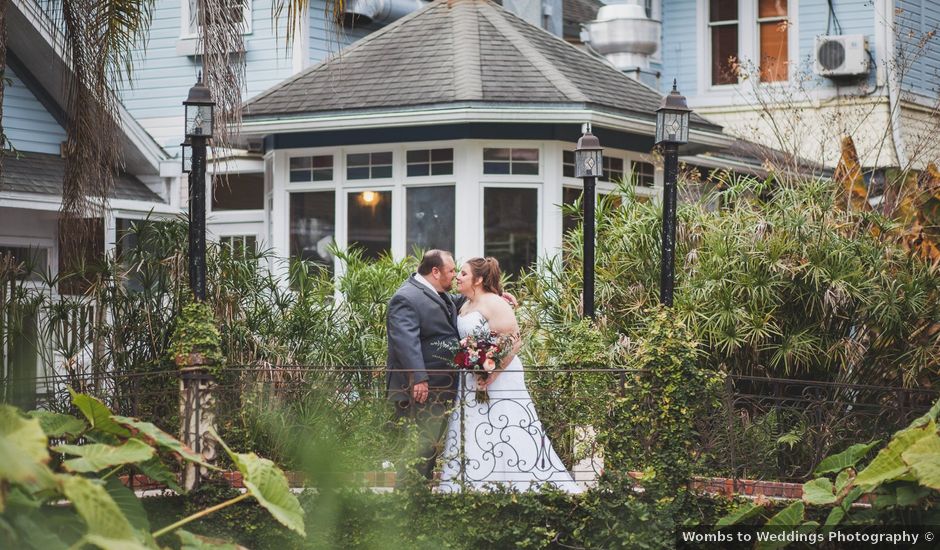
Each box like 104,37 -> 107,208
238,103 -> 732,148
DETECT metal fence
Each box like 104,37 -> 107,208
3,366 -> 936,487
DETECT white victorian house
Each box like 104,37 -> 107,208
223,0 -> 732,279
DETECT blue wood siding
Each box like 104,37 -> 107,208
308,0 -> 379,63
896,0 -> 940,97
661,0 -> 697,94
3,67 -> 66,155
118,0 -> 296,146
661,0 -> 878,94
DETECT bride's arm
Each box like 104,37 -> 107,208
481,296 -> 522,387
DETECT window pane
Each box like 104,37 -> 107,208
511,148 -> 539,162
312,168 -> 333,181
710,0 -> 737,21
0,245 -> 47,281
348,190 -> 392,260
407,150 -> 429,163
511,162 -> 539,175
484,162 -> 511,175
347,153 -> 370,166
407,164 -> 430,177
483,148 -> 510,161
347,166 -> 369,180
212,173 -> 264,210
609,158 -> 624,171
407,186 -> 455,253
430,162 -> 453,175
711,24 -> 738,85
290,170 -> 311,182
562,186 -> 582,237
290,191 -> 335,271
431,148 -> 453,162
312,155 -> 333,168
760,21 -> 789,82
759,0 -> 786,18
371,165 -> 393,179
633,161 -> 655,187
484,188 -> 538,279
290,157 -> 311,170
372,151 -> 393,165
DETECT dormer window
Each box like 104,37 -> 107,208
183,0 -> 251,38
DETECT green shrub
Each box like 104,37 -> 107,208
600,307 -> 723,497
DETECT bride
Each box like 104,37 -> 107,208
438,257 -> 582,493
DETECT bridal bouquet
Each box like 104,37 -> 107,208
451,323 -> 515,403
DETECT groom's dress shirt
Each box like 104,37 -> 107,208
414,273 -> 437,294
415,274 -> 454,319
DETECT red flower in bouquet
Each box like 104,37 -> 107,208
450,323 -> 514,403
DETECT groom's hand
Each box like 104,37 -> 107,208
501,292 -> 518,308
412,381 -> 429,404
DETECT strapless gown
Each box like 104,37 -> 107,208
437,311 -> 583,493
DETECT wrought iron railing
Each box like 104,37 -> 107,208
2,366 -> 936,487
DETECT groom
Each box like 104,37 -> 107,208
386,249 -> 464,482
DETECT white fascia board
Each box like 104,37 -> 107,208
240,107 -> 734,148
0,191 -> 62,211
118,103 -> 170,170
210,157 -> 265,174
109,199 -> 180,215
0,191 -> 179,215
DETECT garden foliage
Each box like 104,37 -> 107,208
0,391 -> 304,549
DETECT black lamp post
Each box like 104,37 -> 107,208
575,123 -> 603,319
183,74 -> 215,302
654,81 -> 691,307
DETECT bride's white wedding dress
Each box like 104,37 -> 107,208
437,311 -> 583,493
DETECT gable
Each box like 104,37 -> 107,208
3,65 -> 66,155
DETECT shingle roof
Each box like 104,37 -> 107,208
1,151 -> 164,202
245,0 -> 708,127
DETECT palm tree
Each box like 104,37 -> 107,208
0,0 -> 333,249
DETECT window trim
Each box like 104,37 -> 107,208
180,0 -> 253,39
696,0 -> 799,99
481,146 -> 542,178
479,183 -> 542,277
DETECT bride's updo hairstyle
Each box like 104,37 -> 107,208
466,257 -> 502,295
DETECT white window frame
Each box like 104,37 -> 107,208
696,0 -> 799,100
479,182 -> 542,276
481,146 -> 542,178
180,0 -> 253,39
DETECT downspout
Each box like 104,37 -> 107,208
883,0 -> 908,168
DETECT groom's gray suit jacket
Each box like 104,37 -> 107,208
386,275 -> 464,403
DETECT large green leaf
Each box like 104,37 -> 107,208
137,457 -> 182,493
10,514 -> 70,550
55,438 -> 155,473
802,478 -> 837,505
813,441 -> 880,476
60,476 -> 143,547
214,429 -> 306,536
177,530 -> 237,549
82,533 -> 153,550
822,506 -> 845,531
834,469 -> 852,493
854,421 -> 935,489
69,389 -> 130,438
756,501 -> 805,550
901,433 -> 940,490
105,477 -> 151,532
27,411 -> 87,438
112,415 -> 215,468
715,501 -> 762,528
0,405 -> 54,493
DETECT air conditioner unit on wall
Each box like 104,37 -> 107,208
815,34 -> 870,78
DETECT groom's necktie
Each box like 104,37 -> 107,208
439,292 -> 453,321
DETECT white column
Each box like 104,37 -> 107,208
453,140 -> 482,261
